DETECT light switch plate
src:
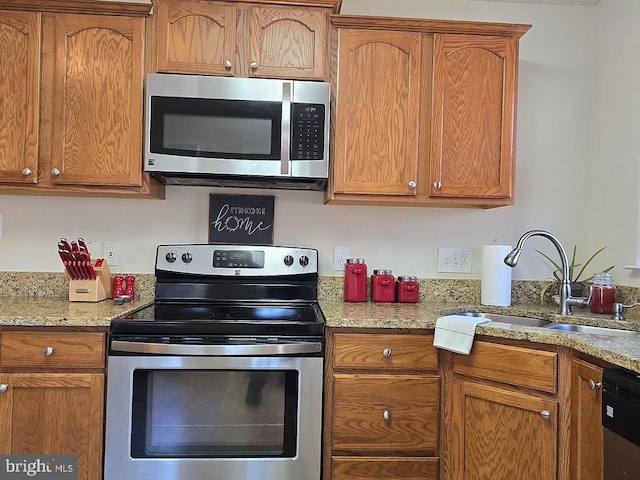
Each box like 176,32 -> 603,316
438,248 -> 472,273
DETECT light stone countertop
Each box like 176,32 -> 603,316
1,295 -> 639,374
0,297 -> 153,327
320,299 -> 640,374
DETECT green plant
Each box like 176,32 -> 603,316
536,246 -> 614,301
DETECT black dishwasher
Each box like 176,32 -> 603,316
602,368 -> 640,479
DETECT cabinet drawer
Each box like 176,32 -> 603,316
0,332 -> 106,369
332,374 -> 439,452
332,456 -> 438,480
333,333 -> 437,371
452,340 -> 557,393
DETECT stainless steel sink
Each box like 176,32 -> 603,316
544,324 -> 639,337
460,312 -> 553,327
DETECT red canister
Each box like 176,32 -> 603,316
371,269 -> 395,302
396,276 -> 419,303
344,258 -> 367,302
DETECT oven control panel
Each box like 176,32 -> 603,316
156,244 -> 318,276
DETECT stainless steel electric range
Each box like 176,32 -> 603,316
104,244 -> 324,480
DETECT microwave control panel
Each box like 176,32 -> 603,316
291,103 -> 326,160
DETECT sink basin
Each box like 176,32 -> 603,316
460,312 -> 553,327
544,324 -> 639,337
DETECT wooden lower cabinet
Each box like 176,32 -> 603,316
449,379 -> 557,480
325,329 -> 440,480
0,329 -> 106,480
571,357 -> 605,480
441,338 -> 571,480
332,457 -> 439,480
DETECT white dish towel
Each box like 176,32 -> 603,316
433,315 -> 491,355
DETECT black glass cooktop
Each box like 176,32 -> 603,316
111,301 -> 325,337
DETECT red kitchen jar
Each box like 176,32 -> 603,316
371,269 -> 395,303
344,258 -> 368,302
590,272 -> 616,314
396,276 -> 419,303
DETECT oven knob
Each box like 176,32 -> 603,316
182,252 -> 193,263
299,255 -> 309,267
284,255 -> 294,266
166,252 -> 177,263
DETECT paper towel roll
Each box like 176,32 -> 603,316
481,245 -> 513,306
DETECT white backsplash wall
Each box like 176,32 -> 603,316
1,0 -> 638,287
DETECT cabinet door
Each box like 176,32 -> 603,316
0,11 -> 40,185
430,34 -> 517,199
571,359 -> 603,480
451,380 -> 557,480
0,373 -> 104,480
248,5 -> 326,80
156,0 -> 236,75
333,29 -> 421,196
50,14 -> 144,187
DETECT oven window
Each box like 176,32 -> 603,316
131,369 -> 298,458
149,97 -> 281,160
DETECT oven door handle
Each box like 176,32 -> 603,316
110,340 -> 322,356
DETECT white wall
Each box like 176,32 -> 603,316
1,0 -> 637,286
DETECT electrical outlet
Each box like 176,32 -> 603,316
333,246 -> 350,271
105,242 -> 119,266
438,248 -> 473,274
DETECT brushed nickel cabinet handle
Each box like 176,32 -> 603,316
0,384 -> 7,393
408,181 -> 416,189
540,410 -> 551,420
383,410 -> 391,421
51,168 -> 61,176
382,348 -> 392,358
250,61 -> 258,69
587,379 -> 602,390
22,168 -> 32,176
433,181 -> 442,189
224,59 -> 232,68
44,346 -> 54,356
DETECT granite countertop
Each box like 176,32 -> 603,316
320,298 -> 640,373
0,297 -> 154,327
1,296 -> 639,374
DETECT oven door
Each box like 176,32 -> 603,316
104,353 -> 323,480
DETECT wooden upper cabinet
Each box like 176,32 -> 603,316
155,0 -> 330,80
0,11 -> 41,185
248,6 -> 326,79
430,33 -> 518,199
50,14 -> 144,188
332,28 -> 422,196
157,1 -> 236,75
327,16 -> 530,208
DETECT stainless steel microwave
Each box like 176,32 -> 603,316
144,74 -> 330,190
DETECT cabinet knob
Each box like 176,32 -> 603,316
22,168 -> 32,176
408,181 -> 416,189
44,346 -> 54,356
51,168 -> 61,176
433,181 -> 442,189
224,59 -> 232,68
382,348 -> 392,358
587,379 -> 602,390
250,61 -> 258,69
540,410 -> 551,420
0,384 -> 7,393
383,410 -> 391,421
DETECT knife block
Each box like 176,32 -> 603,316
68,262 -> 112,302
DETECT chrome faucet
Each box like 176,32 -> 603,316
504,230 -> 574,315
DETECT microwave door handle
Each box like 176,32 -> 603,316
281,81 -> 292,175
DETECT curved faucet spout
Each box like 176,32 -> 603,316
504,230 -> 573,315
